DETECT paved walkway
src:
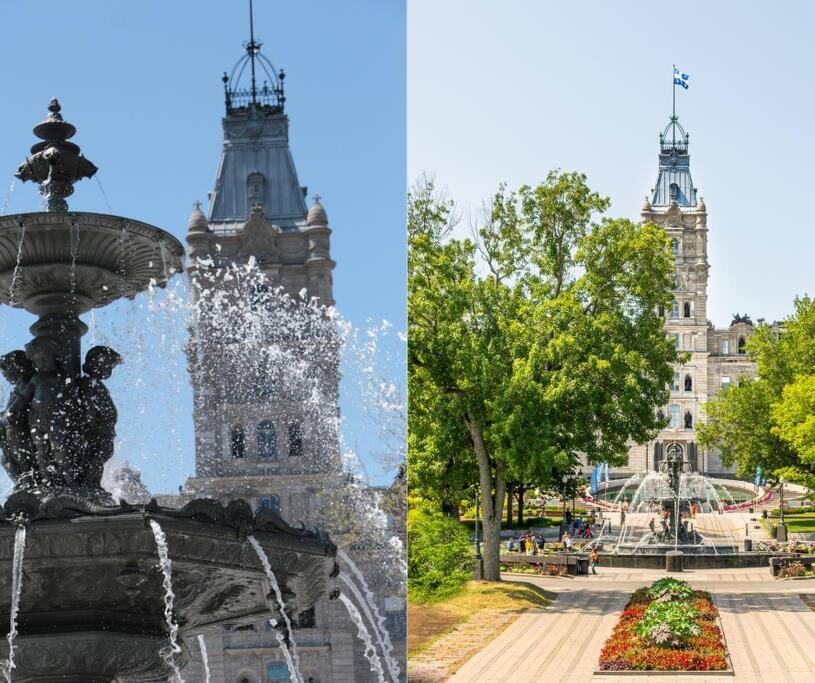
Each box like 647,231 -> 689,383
445,569 -> 815,682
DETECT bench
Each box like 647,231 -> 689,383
500,552 -> 589,576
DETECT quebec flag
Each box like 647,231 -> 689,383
674,67 -> 689,89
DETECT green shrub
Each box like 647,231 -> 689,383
635,602 -> 701,647
408,498 -> 473,601
648,577 -> 693,603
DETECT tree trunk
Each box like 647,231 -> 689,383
464,413 -> 505,582
506,483 -> 514,526
517,485 -> 526,526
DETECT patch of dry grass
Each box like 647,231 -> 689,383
408,580 -> 553,657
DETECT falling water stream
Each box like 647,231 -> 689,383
0,181 -> 14,215
148,519 -> 184,683
337,575 -> 398,682
338,593 -> 386,682
197,634 -> 210,683
0,526 -> 26,682
8,222 -> 26,306
247,535 -> 304,683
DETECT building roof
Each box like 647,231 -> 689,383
651,117 -> 698,208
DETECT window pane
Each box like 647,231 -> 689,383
670,404 -> 680,428
230,425 -> 245,458
266,662 -> 291,682
257,420 -> 277,458
288,423 -> 303,457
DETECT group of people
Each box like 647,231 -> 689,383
508,533 -> 545,554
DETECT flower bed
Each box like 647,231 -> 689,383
598,579 -> 729,672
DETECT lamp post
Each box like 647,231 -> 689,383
559,468 -> 584,539
777,477 -> 787,542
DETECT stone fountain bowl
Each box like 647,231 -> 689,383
0,212 -> 185,316
0,495 -> 337,682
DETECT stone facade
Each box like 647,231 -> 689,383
167,42 -> 405,683
612,119 -> 760,477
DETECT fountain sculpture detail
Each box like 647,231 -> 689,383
0,101 -> 337,681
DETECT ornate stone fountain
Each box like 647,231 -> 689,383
0,101 -> 337,681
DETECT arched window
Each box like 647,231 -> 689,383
656,409 -> 665,425
658,304 -> 665,317
230,425 -> 246,458
671,301 -> 679,318
684,374 -> 692,392
288,422 -> 303,457
672,372 -> 680,391
683,301 -> 691,318
738,336 -> 746,354
669,404 -> 680,429
257,420 -> 277,458
684,410 -> 693,429
671,238 -> 679,256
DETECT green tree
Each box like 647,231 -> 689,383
407,497 -> 472,601
409,172 -> 678,580
699,296 -> 815,494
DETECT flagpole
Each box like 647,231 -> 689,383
672,64 -> 676,146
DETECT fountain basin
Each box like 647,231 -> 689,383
0,495 -> 337,681
0,211 -> 184,315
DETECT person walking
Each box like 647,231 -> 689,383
589,548 -> 599,575
564,532 -> 573,551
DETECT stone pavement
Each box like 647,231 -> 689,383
445,569 -> 815,682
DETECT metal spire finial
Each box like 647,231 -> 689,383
221,0 -> 285,114
247,0 -> 259,105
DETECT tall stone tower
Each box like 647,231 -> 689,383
621,116 -> 756,475
183,31 -> 342,516
174,15 -> 376,683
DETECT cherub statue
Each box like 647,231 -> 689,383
79,346 -> 122,489
24,337 -> 82,486
0,350 -> 36,487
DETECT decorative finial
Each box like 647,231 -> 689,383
193,200 -> 202,210
14,99 -> 97,211
313,193 -> 322,204
221,0 -> 285,115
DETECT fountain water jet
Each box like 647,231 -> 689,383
148,519 -> 184,682
0,100 -> 338,681
339,592 -> 387,682
0,526 -> 25,682
197,634 -> 210,683
248,535 -> 304,683
338,573 -> 399,682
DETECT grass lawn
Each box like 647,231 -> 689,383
458,515 -> 564,533
787,516 -> 815,533
407,580 -> 554,657
761,512 -> 815,537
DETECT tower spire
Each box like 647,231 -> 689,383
221,0 -> 286,115
247,0 -> 258,105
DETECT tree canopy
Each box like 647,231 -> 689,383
408,171 -> 679,579
699,296 -> 815,494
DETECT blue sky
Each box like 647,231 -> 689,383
0,1 -> 405,491
409,0 -> 814,327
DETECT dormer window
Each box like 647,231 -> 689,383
669,183 -> 680,202
738,336 -> 746,354
671,238 -> 679,256
247,172 -> 266,208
